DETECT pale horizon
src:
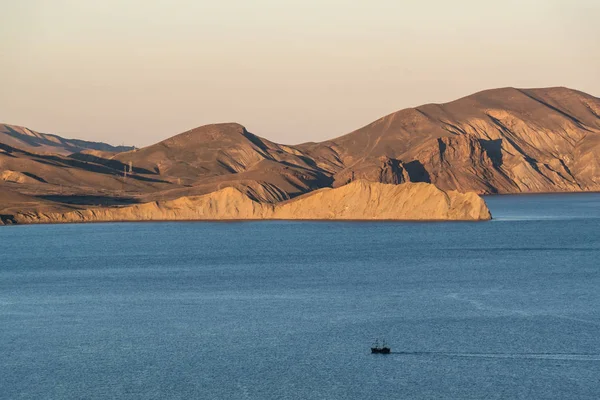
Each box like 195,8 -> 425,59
1,0 -> 599,147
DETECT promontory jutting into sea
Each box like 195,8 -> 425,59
1,87 -> 599,224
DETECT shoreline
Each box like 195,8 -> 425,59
4,189 -> 600,227
0,217 -> 493,227
481,190 -> 600,197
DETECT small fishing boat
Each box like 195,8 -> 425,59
371,339 -> 391,354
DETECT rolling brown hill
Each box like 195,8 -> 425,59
110,123 -> 333,202
298,87 -> 600,193
107,86 -> 600,200
0,124 -> 165,213
1,86 -> 599,223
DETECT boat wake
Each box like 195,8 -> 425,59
390,351 -> 600,361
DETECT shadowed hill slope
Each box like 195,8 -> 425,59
112,123 -> 332,200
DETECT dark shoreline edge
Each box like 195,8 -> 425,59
0,217 -> 493,227
481,190 -> 600,197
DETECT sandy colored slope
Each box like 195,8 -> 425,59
273,180 -> 490,220
9,181 -> 491,224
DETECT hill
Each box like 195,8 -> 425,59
298,87 -> 600,193
1,86 -> 599,223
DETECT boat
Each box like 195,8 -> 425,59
371,339 -> 391,354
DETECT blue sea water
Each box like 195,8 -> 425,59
1,193 -> 600,399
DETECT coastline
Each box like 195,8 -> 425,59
6,187 -> 600,227
481,190 -> 600,197
0,217 -> 494,227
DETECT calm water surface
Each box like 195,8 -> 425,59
1,194 -> 600,399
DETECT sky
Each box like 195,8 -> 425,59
1,0 -> 598,147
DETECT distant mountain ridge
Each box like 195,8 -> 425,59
0,123 -> 135,155
1,86 -> 599,223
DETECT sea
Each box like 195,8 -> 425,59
1,193 -> 600,399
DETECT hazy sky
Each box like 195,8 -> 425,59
1,0 -> 598,147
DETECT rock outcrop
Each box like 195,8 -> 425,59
9,181 -> 491,224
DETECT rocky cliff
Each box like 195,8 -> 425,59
7,181 -> 491,224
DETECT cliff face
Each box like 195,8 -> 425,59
272,180 -> 490,220
9,181 -> 491,224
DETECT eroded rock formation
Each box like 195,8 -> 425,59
9,181 -> 491,224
